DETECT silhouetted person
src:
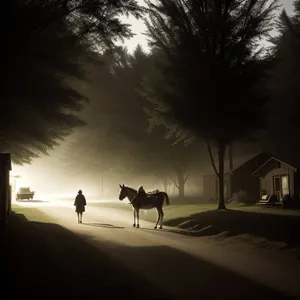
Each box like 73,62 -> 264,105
131,186 -> 147,206
74,190 -> 86,224
138,186 -> 146,196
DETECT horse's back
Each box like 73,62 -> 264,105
134,194 -> 163,209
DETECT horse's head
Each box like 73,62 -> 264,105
119,184 -> 137,202
118,184 -> 127,200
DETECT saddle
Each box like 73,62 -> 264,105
130,190 -> 160,205
147,189 -> 160,195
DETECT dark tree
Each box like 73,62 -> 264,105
1,0 -> 142,59
64,45 -> 202,194
265,1 -> 300,162
0,0 -> 142,164
140,0 -> 279,209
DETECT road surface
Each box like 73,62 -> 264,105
14,198 -> 300,299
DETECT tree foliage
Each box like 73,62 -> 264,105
140,0 -> 279,208
63,46 -> 203,194
1,0 -> 143,60
261,1 -> 300,164
0,0 -> 142,164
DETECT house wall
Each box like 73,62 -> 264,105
231,152 -> 270,201
232,169 -> 260,201
0,154 -> 11,225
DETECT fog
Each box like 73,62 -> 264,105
11,130 -> 260,200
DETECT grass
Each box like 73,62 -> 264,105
140,202 -> 300,223
138,203 -> 300,256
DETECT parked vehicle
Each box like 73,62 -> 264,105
16,187 -> 35,201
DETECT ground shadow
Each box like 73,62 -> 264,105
164,209 -> 300,249
83,222 -> 124,229
116,244 -> 298,300
2,211 -> 297,300
1,212 -> 169,300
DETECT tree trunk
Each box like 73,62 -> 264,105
218,142 -> 226,210
162,178 -> 168,193
178,172 -> 185,198
206,140 -> 219,177
173,170 -> 188,198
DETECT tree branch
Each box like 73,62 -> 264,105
171,179 -> 179,189
206,139 -> 219,178
184,173 -> 189,183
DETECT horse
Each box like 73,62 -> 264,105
118,184 -> 170,229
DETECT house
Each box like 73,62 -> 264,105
252,156 -> 300,201
0,153 -> 12,226
203,151 -> 300,203
202,152 -> 271,202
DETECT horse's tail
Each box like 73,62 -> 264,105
161,192 -> 169,205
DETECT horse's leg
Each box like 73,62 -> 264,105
158,207 -> 164,229
133,209 -> 136,227
154,208 -> 160,229
136,208 -> 140,228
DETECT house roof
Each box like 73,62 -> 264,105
199,152 -> 261,176
252,157 -> 297,177
229,151 -> 270,174
200,149 -> 300,178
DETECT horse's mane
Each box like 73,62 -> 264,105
125,186 -> 137,193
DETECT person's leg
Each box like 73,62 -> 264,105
77,212 -> 80,223
80,212 -> 83,223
